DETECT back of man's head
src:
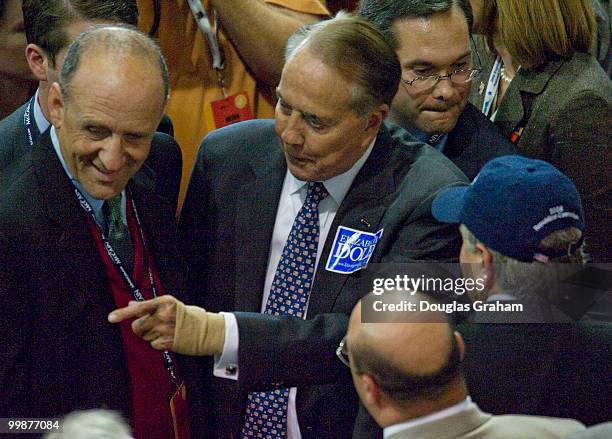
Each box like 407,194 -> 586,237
358,0 -> 473,49
285,12 -> 401,113
433,155 -> 587,312
347,292 -> 466,427
22,0 -> 138,65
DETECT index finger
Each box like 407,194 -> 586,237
108,298 -> 161,323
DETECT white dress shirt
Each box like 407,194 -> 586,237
214,139 -> 376,438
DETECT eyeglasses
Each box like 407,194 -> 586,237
401,43 -> 483,92
336,335 -> 350,368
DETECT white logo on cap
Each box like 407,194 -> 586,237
533,205 -> 579,231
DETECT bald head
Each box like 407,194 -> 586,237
350,298 -> 455,377
59,25 -> 168,104
346,293 -> 465,418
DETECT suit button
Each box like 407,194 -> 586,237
225,364 -> 237,375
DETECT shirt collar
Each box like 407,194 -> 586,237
33,88 -> 51,134
383,396 -> 475,438
50,126 -> 115,227
286,137 -> 376,205
403,124 -> 448,152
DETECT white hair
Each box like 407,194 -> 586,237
44,410 -> 133,439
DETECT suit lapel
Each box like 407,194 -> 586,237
234,145 -> 287,312
34,132 -> 109,310
494,80 -> 525,137
308,127 -> 397,317
444,106 -> 471,161
12,103 -> 33,162
130,169 -> 186,295
494,61 -> 563,137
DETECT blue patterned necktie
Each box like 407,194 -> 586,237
103,194 -> 133,273
241,181 -> 329,438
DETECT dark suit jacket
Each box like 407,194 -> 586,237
178,119 -> 468,438
386,103 -> 515,181
0,101 -> 183,210
0,132 -> 201,435
461,322 -> 612,427
470,52 -> 612,262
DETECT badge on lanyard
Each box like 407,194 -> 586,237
23,95 -> 38,147
326,226 -> 384,274
205,91 -> 254,131
170,381 -> 190,439
482,56 -> 503,117
187,1 -> 254,131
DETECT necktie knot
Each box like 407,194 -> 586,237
306,181 -> 329,209
102,194 -> 133,272
103,195 -> 124,238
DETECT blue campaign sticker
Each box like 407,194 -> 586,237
325,226 -> 384,274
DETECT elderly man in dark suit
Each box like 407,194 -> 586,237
0,0 -> 181,209
359,0 -> 515,181
110,13 -> 467,439
0,26 -> 195,439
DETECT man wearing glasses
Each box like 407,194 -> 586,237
359,0 -> 514,180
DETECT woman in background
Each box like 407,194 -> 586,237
469,0 -> 612,263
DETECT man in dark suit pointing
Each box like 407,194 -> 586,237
110,13 -> 468,439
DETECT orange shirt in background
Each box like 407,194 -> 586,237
137,0 -> 329,205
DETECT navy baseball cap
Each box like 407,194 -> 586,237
432,155 -> 585,262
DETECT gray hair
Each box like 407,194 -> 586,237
44,410 -> 133,439
358,0 -> 473,49
59,24 -> 169,103
460,224 -> 585,301
284,12 -> 400,115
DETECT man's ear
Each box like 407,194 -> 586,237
365,103 -> 389,132
476,242 -> 493,264
362,374 -> 382,408
475,242 -> 496,291
25,44 -> 49,82
48,82 -> 65,128
454,331 -> 466,361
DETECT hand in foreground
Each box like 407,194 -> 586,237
108,295 -> 226,356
